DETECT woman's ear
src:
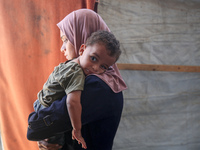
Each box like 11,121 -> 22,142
79,44 -> 86,56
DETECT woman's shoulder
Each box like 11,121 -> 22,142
81,75 -> 123,125
84,75 -> 123,98
85,75 -> 110,90
85,75 -> 102,82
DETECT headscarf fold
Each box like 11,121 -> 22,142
57,9 -> 127,93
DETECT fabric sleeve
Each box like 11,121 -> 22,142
54,62 -> 85,94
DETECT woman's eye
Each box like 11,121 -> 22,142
63,39 -> 68,43
91,56 -> 97,62
61,35 -> 68,43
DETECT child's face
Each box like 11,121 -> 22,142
78,43 -> 117,76
60,30 -> 76,60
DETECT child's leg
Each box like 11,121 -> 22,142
33,99 -> 46,112
33,99 -> 65,147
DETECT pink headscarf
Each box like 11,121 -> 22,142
57,9 -> 127,93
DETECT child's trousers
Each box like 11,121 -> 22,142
33,99 -> 65,146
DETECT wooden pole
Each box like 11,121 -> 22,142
117,63 -> 200,72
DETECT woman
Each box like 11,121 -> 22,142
57,9 -> 126,93
28,9 -> 127,150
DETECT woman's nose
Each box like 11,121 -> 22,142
60,42 -> 66,52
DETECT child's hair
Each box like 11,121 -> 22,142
85,30 -> 121,61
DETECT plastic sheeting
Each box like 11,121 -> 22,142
0,1 -> 96,150
98,0 -> 200,150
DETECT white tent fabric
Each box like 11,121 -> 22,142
99,0 -> 200,149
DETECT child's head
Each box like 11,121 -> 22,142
86,30 -> 121,61
78,30 -> 121,76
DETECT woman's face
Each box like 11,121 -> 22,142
60,30 -> 76,60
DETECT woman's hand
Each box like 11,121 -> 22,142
37,139 -> 62,150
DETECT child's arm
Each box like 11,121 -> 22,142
66,90 -> 87,149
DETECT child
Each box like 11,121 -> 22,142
33,30 -> 121,149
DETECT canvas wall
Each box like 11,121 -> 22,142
98,0 -> 200,150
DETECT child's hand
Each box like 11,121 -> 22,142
72,129 -> 87,149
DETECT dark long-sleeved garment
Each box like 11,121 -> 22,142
27,75 -> 124,150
